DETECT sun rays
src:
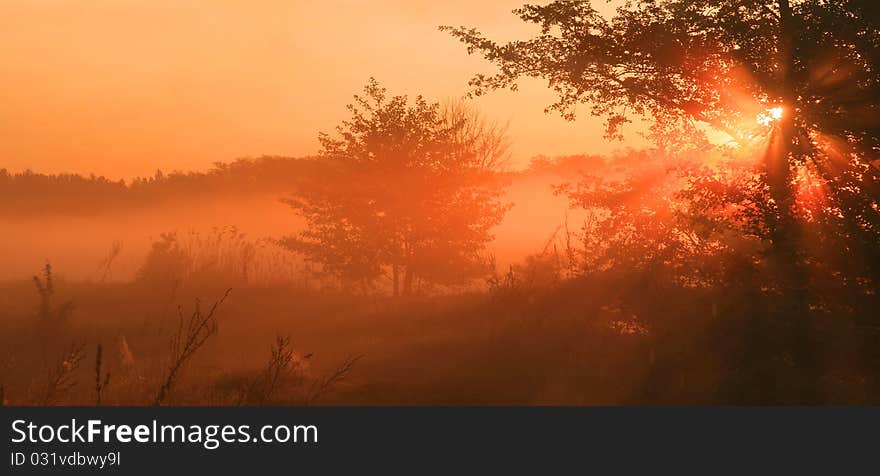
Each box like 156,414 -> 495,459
757,106 -> 784,127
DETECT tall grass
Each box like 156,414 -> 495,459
33,262 -> 74,324
42,342 -> 86,406
138,227 -> 313,289
94,344 -> 111,406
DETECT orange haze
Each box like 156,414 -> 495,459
0,0 -> 636,179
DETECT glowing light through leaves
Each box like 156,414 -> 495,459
757,106 -> 784,126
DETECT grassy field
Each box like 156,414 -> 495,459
4,259 -> 873,407
0,271 -> 668,406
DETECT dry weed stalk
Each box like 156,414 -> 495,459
154,289 -> 231,406
33,262 -> 74,324
237,336 -> 293,405
257,336 -> 294,405
94,344 -> 111,406
97,241 -> 124,283
43,342 -> 86,406
306,354 -> 364,405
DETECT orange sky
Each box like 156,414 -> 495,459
0,0 -> 638,179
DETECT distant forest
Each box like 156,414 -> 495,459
0,153 -> 607,218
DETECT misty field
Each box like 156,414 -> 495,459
3,0 -> 880,406
0,251 -> 875,406
1,152 -> 878,406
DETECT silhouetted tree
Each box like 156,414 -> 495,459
282,80 -> 510,295
445,0 -> 880,402
444,0 -> 880,276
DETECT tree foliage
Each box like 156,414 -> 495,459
445,0 -> 880,400
282,79 -> 511,295
445,0 -> 880,279
0,157 -> 323,218
443,0 -> 879,148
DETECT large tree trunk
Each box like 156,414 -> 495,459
771,0 -> 797,252
765,0 -> 818,402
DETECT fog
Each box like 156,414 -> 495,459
0,172 -> 574,283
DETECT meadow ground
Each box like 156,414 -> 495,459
3,265 -> 872,406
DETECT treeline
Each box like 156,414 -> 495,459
0,152 -> 608,218
0,156 -> 325,218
